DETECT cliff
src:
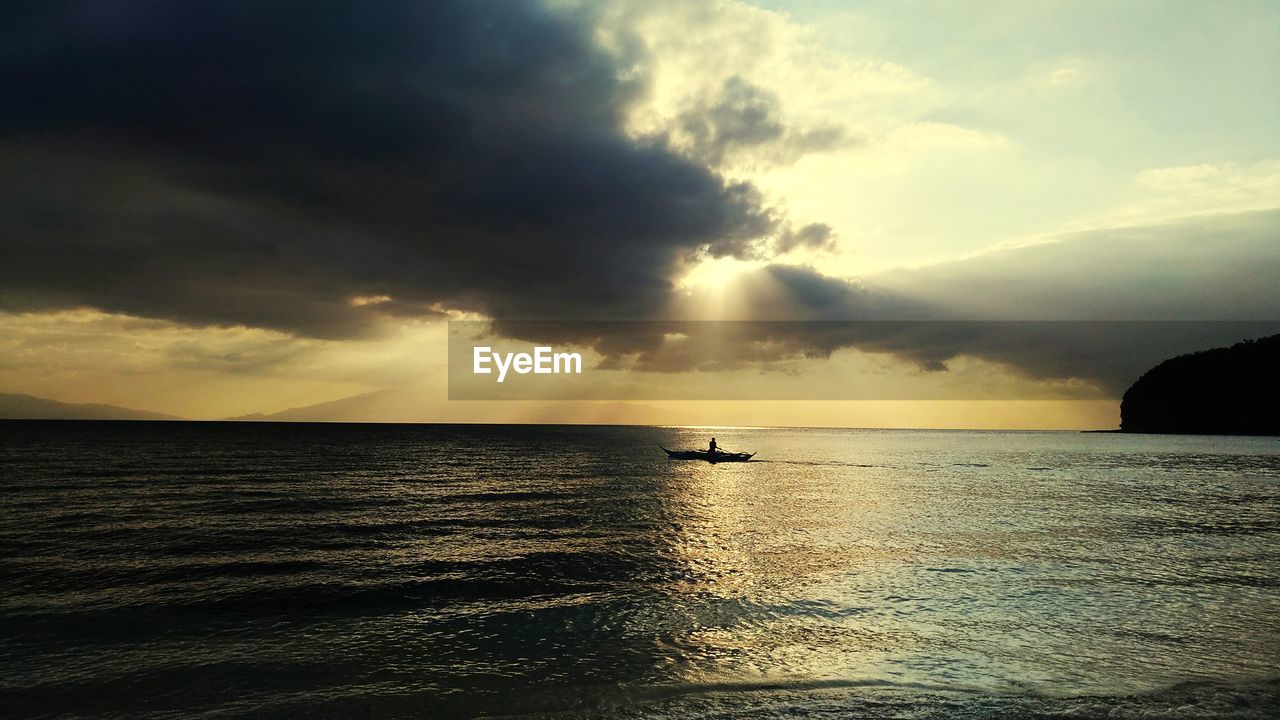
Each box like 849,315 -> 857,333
1119,335 -> 1280,435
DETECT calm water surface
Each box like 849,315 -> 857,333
2,422 -> 1278,718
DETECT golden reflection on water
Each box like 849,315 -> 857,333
6,423 -> 1278,717
658,459 -> 914,685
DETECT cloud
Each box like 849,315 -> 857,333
4,0 -> 1274,403
0,309 -> 321,377
486,209 -> 1280,393
0,0 -> 784,337
881,209 -> 1280,318
766,210 -> 1280,389
1123,158 -> 1280,218
598,0 -> 933,140
672,76 -> 849,168
0,307 -> 452,416
773,223 -> 837,255
1044,67 -> 1082,86
1028,60 -> 1091,90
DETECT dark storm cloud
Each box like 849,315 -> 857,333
5,1 -> 1275,397
671,211 -> 1280,392
0,0 -> 780,336
773,223 -> 836,255
675,76 -> 848,168
711,211 -> 1280,391
484,210 -> 1280,394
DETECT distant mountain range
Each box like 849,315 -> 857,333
0,390 -> 400,422
0,393 -> 180,420
2,388 -> 678,425
223,390 -> 399,421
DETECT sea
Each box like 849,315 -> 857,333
2,421 -> 1278,719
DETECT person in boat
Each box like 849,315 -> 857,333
708,437 -> 718,455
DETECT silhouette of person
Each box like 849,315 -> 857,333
708,437 -> 718,454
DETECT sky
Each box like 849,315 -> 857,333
1,0 -> 1277,427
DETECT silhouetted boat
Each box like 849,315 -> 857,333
660,446 -> 755,462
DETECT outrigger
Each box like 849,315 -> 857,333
660,446 -> 755,463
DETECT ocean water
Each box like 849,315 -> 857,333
2,421 -> 1278,719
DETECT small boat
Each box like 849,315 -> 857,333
660,446 -> 755,463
